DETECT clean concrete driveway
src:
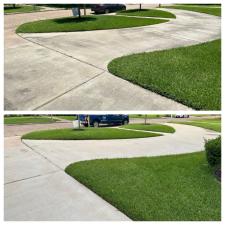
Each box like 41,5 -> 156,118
22,123 -> 219,168
4,8 -> 220,110
4,122 -> 130,221
5,122 -> 219,220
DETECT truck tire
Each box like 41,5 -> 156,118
123,120 -> 128,125
93,121 -> 99,127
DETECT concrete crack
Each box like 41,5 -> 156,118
22,139 -> 64,171
33,70 -> 105,110
4,170 -> 60,185
17,33 -> 106,72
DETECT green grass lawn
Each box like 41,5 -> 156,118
16,15 -> 168,33
108,39 -> 221,110
164,5 -> 221,16
4,116 -> 58,125
4,5 -> 41,14
22,127 -> 161,140
175,4 -> 221,7
121,124 -> 175,133
172,118 -> 221,132
191,114 -> 213,117
117,9 -> 176,18
129,114 -> 165,119
37,4 -> 92,9
66,152 -> 221,221
55,115 -> 77,121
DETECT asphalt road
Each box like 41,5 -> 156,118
4,8 -> 221,110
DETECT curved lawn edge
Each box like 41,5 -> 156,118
65,152 -> 221,221
117,8 -> 176,18
4,5 -> 42,14
16,15 -> 169,33
163,5 -> 221,17
108,39 -> 221,110
21,127 -> 162,140
169,118 -> 221,132
120,123 -> 175,133
4,116 -> 58,125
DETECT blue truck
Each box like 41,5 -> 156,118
79,114 -> 129,127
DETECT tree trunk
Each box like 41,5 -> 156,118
139,4 -> 142,11
78,115 -> 81,129
83,4 -> 86,16
88,115 -> 90,127
144,114 -> 147,125
78,7 -> 81,18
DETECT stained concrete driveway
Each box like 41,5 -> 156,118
4,8 -> 220,110
5,121 -> 219,220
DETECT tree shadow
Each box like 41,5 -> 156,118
73,128 -> 85,131
53,16 -> 97,24
95,124 -> 123,128
4,6 -> 21,10
122,9 -> 149,13
73,124 -> 122,129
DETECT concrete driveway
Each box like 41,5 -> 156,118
4,121 -> 219,220
4,121 -> 130,221
4,8 -> 220,110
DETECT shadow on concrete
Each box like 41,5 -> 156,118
120,9 -> 150,13
53,16 -> 96,24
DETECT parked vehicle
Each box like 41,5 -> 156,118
91,4 -> 126,14
175,114 -> 190,118
79,114 -> 129,127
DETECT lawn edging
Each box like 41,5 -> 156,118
120,123 -> 175,133
117,8 -> 176,18
65,151 -> 221,221
108,39 -> 221,110
163,5 -> 221,17
16,15 -> 169,33
21,127 -> 162,140
170,118 -> 221,132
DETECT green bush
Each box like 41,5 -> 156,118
205,136 -> 221,167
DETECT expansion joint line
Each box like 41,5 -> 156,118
16,33 -> 106,109
4,170 -> 59,185
33,70 -> 105,110
17,33 -> 106,72
22,139 -> 63,171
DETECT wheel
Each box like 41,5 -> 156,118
93,121 -> 99,127
105,9 -> 109,14
123,120 -> 128,125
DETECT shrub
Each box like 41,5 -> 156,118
205,136 -> 221,167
